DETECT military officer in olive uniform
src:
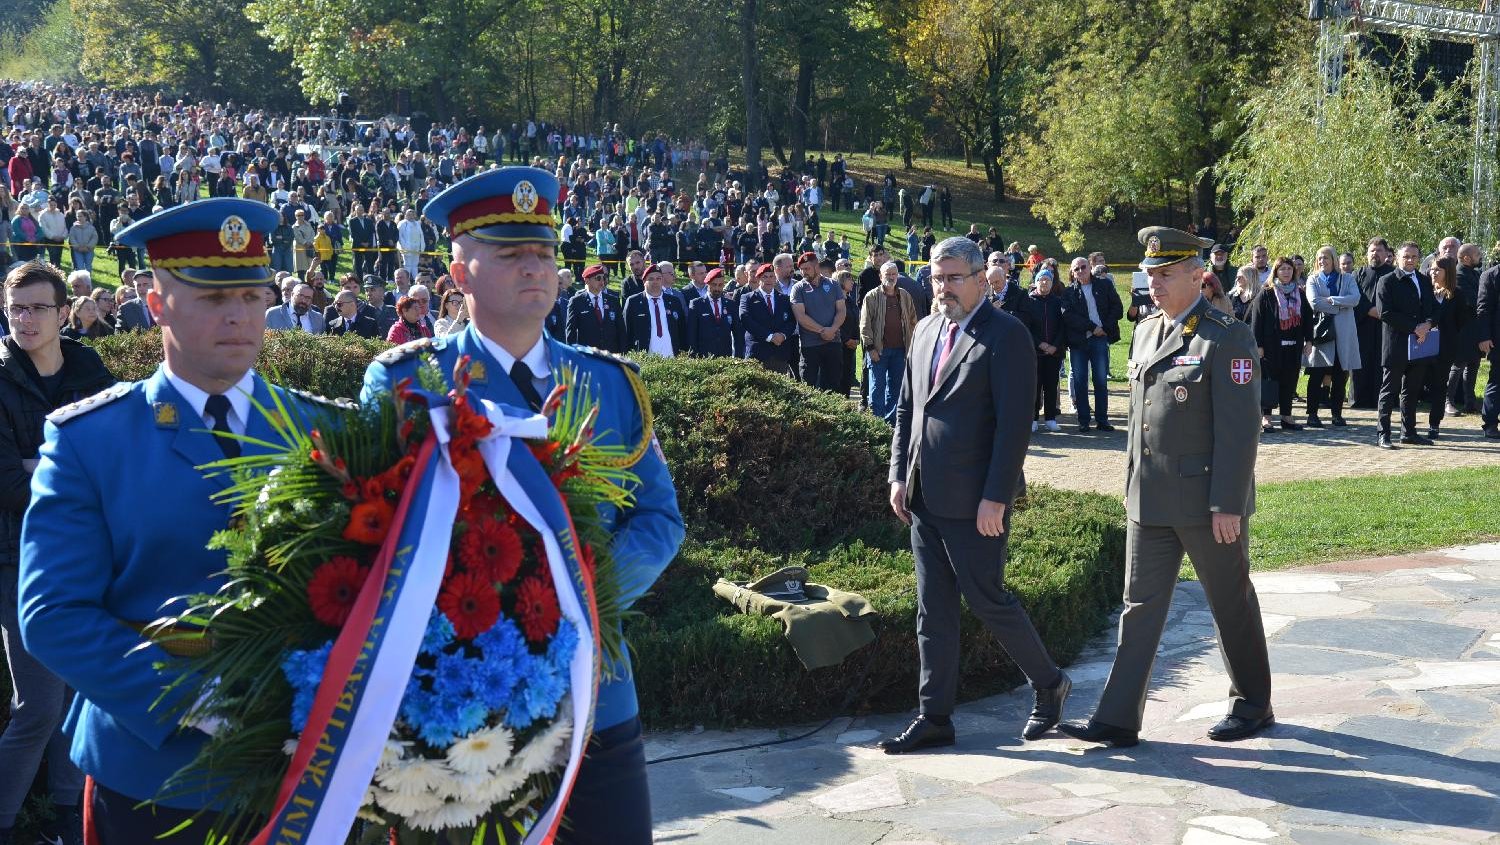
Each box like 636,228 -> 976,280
1060,226 -> 1273,748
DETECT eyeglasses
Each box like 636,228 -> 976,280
933,271 -> 979,286
5,304 -> 61,319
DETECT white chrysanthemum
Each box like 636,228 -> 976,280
281,738 -> 299,756
516,715 -> 573,776
446,725 -> 515,775
405,799 -> 489,832
374,786 -> 448,817
379,739 -> 409,769
434,768 -> 492,802
474,763 -> 529,807
376,758 -> 450,796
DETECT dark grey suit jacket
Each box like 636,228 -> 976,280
889,299 -> 1036,518
116,298 -> 153,332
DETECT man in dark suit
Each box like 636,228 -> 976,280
880,237 -> 1069,755
348,204 -> 376,280
739,263 -> 796,374
115,269 -> 156,331
1449,243 -> 1485,414
685,268 -> 736,357
987,265 -> 1037,336
361,276 -> 398,339
1478,258 -> 1500,439
1351,237 -> 1392,409
1375,241 -> 1438,448
326,290 -> 380,338
566,264 -> 624,351
622,264 -> 685,355
374,209 -> 399,280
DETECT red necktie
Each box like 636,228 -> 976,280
933,322 -> 960,381
595,295 -> 604,323
764,292 -> 773,312
652,297 -> 664,337
713,298 -> 721,322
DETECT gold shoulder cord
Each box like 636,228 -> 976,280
596,364 -> 655,469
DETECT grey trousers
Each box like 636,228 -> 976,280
911,501 -> 1060,716
0,567 -> 83,827
1094,520 -> 1273,732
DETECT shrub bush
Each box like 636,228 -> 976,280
15,333 -> 1127,732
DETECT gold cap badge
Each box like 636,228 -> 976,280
219,215 -> 250,253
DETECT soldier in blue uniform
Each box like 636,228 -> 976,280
685,267 -> 737,357
566,264 -> 624,352
17,198 -> 347,844
361,166 -> 685,844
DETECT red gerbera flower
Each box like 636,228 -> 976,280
307,556 -> 369,627
516,575 -> 561,643
343,499 -> 394,545
438,571 -> 502,640
458,518 -> 524,585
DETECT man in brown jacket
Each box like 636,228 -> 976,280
860,269 -> 917,423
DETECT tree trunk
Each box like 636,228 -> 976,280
902,141 -> 912,169
1195,167 -> 1216,232
988,112 -> 1005,201
741,0 -> 760,183
766,107 -> 788,167
790,56 -> 816,171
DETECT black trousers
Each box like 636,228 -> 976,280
1351,318 -> 1382,408
1482,356 -> 1500,428
840,344 -> 857,397
1305,349 -> 1348,418
799,342 -> 842,392
910,491 -> 1059,716
556,718 -> 651,845
1261,344 -> 1302,417
1448,356 -> 1481,410
1424,355 -> 1455,429
1035,353 -> 1062,420
90,782 -> 201,845
1379,359 -> 1429,436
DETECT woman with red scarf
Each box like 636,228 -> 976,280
1249,256 -> 1314,433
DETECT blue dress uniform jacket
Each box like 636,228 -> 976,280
686,295 -> 737,357
18,367 -> 332,809
361,325 -> 685,730
566,289 -> 624,352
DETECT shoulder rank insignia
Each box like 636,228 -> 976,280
47,382 -> 133,426
1182,315 -> 1200,337
154,402 -> 179,427
1205,308 -> 1235,328
373,337 -> 434,366
469,360 -> 487,383
285,386 -> 357,410
574,345 -> 642,373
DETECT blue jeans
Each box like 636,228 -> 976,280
1069,335 -> 1111,425
868,348 -> 906,423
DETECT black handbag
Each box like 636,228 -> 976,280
1311,311 -> 1336,345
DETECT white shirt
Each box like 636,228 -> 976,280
646,296 -> 675,358
475,330 -> 552,400
165,365 -> 253,436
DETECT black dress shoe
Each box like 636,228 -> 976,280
1377,433 -> 1396,449
1094,422 -> 1116,432
1077,423 -> 1092,433
1023,671 -> 1071,741
1400,433 -> 1433,446
1427,428 -> 1441,440
1280,420 -> 1304,431
1056,719 -> 1139,747
1330,416 -> 1348,427
1207,713 -> 1275,742
1485,426 -> 1500,440
1305,416 -> 1324,428
877,716 -> 956,754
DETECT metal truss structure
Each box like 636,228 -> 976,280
1320,0 -> 1500,245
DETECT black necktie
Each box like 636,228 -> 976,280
509,361 -> 544,412
204,394 -> 240,458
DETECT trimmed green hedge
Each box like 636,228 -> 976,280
14,333 -> 1127,731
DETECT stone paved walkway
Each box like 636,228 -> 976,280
1023,387 -> 1500,495
646,544 -> 1500,844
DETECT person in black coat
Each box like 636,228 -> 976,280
348,205 -> 376,280
1058,258 -> 1124,431
622,264 -> 686,355
1248,258 -> 1314,432
1351,238 -> 1392,409
988,266 -> 1038,337
1028,271 -> 1067,430
739,263 -> 796,374
685,268 -> 736,357
374,209 -> 399,280
566,264 -> 624,352
360,277 -> 398,338
326,291 -> 380,338
1375,241 -> 1439,447
1448,245 -> 1485,414
1423,257 -> 1472,438
1478,260 -> 1500,438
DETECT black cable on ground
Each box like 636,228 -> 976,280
645,619 -> 883,765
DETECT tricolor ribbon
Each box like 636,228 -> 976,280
252,399 -> 597,845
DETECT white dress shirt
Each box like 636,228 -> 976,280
165,365 -> 254,435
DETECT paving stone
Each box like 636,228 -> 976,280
937,818 -> 1049,844
862,795 -> 1014,830
1387,661 -> 1500,690
1046,804 -> 1186,845
808,772 -> 905,814
1111,786 -> 1176,805
1181,830 -> 1267,845
1443,542 -> 1500,560
1187,815 -> 1277,839
1416,690 -> 1497,723
883,751 -> 1041,784
835,729 -> 882,745
1180,784 -> 1277,811
1010,797 -> 1111,817
1251,574 -> 1343,594
1267,644 -> 1394,675
1275,617 -> 1483,660
685,814 -> 892,845
1054,781 -> 1118,797
972,779 -> 1066,804
715,786 -> 783,803
1334,715 -> 1482,756
1256,593 -> 1372,617
1288,829 -> 1402,845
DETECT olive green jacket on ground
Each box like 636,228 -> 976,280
713,578 -> 877,670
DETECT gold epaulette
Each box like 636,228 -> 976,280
573,347 -> 653,468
